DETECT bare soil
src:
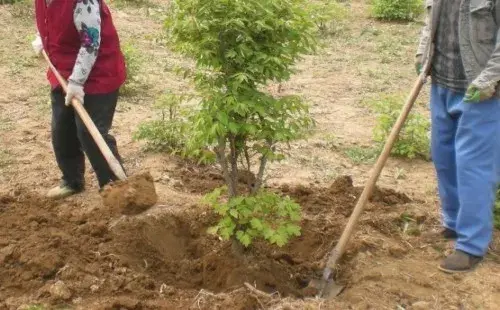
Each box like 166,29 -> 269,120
1,0 -> 500,309
1,174 -> 416,310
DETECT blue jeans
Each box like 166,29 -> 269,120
430,83 -> 500,256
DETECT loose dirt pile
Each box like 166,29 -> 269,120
3,173 -> 494,310
101,171 -> 158,215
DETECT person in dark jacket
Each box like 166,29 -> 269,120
32,0 -> 127,198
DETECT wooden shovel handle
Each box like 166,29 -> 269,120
326,74 -> 426,269
42,50 -> 127,181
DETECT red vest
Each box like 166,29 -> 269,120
35,0 -> 126,94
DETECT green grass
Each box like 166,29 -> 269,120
6,0 -> 33,21
9,55 -> 37,75
343,145 -> 380,164
0,150 -> 13,168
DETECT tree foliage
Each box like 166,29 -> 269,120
163,0 -> 331,248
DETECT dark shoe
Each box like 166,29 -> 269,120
438,250 -> 482,273
442,228 -> 458,240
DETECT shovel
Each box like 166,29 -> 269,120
41,50 -> 157,215
308,70 -> 429,298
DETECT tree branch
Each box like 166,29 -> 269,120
252,139 -> 272,194
229,134 -> 239,196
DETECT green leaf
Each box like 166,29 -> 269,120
238,232 -> 252,247
285,224 -> 301,236
229,209 -> 239,219
250,218 -> 264,231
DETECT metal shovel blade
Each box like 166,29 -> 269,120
304,267 -> 345,299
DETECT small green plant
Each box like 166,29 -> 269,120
205,188 -> 301,247
344,145 -> 380,164
25,305 -> 46,310
309,0 -> 350,37
134,92 -> 215,163
135,92 -> 191,152
371,0 -> 423,21
164,0 -> 330,249
112,0 -> 152,8
368,94 -> 430,160
0,0 -> 25,4
0,150 -> 13,168
121,42 -> 142,96
5,0 -> 33,20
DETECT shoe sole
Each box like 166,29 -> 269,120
46,191 -> 81,200
438,262 -> 480,274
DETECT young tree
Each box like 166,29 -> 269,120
164,0 -> 327,249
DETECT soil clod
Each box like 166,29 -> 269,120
100,172 -> 157,215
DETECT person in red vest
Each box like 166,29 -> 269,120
31,0 -> 127,199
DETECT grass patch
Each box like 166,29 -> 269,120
0,150 -> 13,168
370,0 -> 424,22
120,41 -> 144,97
343,145 -> 380,164
364,94 -> 430,160
5,0 -> 33,21
0,116 -> 14,131
112,0 -> 155,9
9,54 -> 38,75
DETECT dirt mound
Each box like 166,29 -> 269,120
101,171 -> 158,215
0,175 -> 420,309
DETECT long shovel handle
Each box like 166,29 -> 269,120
42,50 -> 127,181
325,74 -> 426,271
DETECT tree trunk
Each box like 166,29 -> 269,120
215,137 -> 236,197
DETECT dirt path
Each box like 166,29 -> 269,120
1,1 -> 500,309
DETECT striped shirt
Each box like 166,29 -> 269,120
431,0 -> 469,91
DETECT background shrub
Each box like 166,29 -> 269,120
368,94 -> 430,160
371,0 -> 424,21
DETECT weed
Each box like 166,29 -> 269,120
135,92 -> 195,153
9,54 -> 37,75
112,0 -> 152,8
366,94 -> 430,160
5,0 -> 33,21
26,306 -> 45,310
0,116 -> 14,131
371,0 -> 424,22
0,150 -> 13,168
344,145 -> 380,164
120,42 -> 142,96
309,0 -> 350,37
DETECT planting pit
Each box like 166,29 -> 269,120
0,175 -> 424,310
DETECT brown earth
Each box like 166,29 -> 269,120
101,171 -> 158,215
2,0 -> 500,309
0,174 -> 416,310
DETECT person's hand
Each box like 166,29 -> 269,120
415,55 -> 423,75
64,81 -> 85,106
31,35 -> 43,56
464,81 -> 496,103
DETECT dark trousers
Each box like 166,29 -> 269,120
51,88 -> 123,189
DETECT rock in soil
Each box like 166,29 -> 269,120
49,281 -> 72,300
100,171 -> 157,215
0,244 -> 16,264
